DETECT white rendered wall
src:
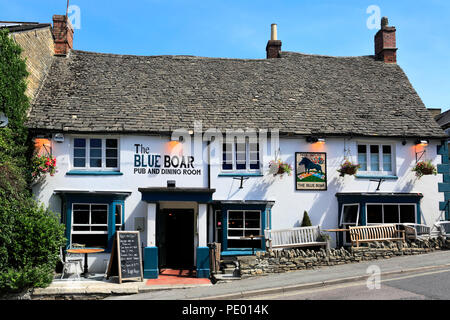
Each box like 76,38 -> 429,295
32,134 -> 444,271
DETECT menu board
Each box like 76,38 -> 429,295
107,231 -> 143,283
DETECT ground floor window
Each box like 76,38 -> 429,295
227,210 -> 261,249
71,203 -> 109,248
66,199 -> 125,250
366,203 -> 416,225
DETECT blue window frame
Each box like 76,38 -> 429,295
336,193 -> 423,247
62,194 -> 125,252
215,203 -> 272,255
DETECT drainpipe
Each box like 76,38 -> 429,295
207,140 -> 211,189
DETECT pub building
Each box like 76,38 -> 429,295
26,16 -> 448,279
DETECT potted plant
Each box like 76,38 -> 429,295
337,160 -> 361,177
301,210 -> 312,227
268,159 -> 292,177
412,160 -> 437,178
31,154 -> 57,182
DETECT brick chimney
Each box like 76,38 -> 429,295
52,15 -> 73,56
374,17 -> 397,63
266,23 -> 282,59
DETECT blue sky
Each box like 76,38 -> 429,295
1,0 -> 449,111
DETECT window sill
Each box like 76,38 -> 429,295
355,174 -> 398,180
218,173 -> 263,177
66,170 -> 123,176
221,249 -> 264,256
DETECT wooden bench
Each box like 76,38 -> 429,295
349,224 -> 405,247
264,226 -> 327,250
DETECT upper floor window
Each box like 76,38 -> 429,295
222,138 -> 260,172
357,143 -> 394,174
73,138 -> 119,170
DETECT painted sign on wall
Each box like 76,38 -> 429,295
295,152 -> 327,190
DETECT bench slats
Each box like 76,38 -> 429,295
266,226 -> 327,249
349,224 -> 404,247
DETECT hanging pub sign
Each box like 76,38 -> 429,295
295,152 -> 327,191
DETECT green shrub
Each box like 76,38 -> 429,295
0,191 -> 66,293
0,28 -> 66,294
301,210 -> 312,227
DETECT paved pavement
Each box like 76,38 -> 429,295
106,250 -> 450,300
32,274 -> 212,298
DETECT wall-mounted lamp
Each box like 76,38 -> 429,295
171,135 -> 185,142
414,139 -> 428,163
401,139 -> 407,146
414,139 -> 429,146
188,129 -> 194,135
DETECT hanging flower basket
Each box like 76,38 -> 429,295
337,160 -> 361,177
268,159 -> 292,177
412,160 -> 437,178
31,154 -> 57,182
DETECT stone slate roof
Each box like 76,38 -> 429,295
27,49 -> 446,138
0,22 -> 51,33
435,109 -> 450,130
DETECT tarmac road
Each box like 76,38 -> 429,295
243,267 -> 450,300
106,250 -> 450,300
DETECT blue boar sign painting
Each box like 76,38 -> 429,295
295,152 -> 327,191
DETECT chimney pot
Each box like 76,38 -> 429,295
266,23 -> 282,59
271,23 -> 277,40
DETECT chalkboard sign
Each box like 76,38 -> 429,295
107,231 -> 143,283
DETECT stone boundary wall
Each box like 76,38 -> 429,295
238,237 -> 450,277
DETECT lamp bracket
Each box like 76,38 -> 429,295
233,176 -> 250,189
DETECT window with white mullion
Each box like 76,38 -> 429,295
235,139 -> 247,170
248,140 -> 260,170
227,210 -> 261,239
369,145 -> 380,171
72,203 -> 108,233
89,139 -> 102,168
222,137 -> 261,172
357,143 -> 394,175
222,142 -> 233,170
73,137 -> 119,170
